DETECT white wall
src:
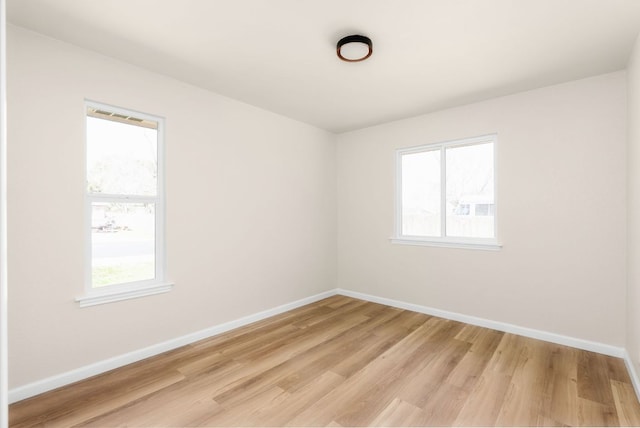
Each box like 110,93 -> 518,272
7,25 -> 337,389
0,1 -> 8,425
337,72 -> 627,346
627,33 -> 640,375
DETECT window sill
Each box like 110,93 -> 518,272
391,237 -> 502,251
76,282 -> 174,308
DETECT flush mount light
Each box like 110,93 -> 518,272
337,35 -> 372,62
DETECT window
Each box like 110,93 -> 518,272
77,102 -> 171,307
393,134 -> 499,250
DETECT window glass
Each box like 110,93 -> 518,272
445,143 -> 494,238
401,150 -> 440,237
86,117 -> 157,196
91,203 -> 155,287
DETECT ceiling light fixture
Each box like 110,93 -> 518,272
337,35 -> 372,62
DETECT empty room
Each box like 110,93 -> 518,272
5,0 -> 640,426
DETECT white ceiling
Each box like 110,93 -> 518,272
8,0 -> 640,133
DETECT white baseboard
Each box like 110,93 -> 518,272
8,289 -> 336,404
9,287 -> 631,404
336,289 -> 625,358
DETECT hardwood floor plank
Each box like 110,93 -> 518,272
454,324 -> 483,343
79,359 -> 242,427
608,357 -> 636,383
541,346 -> 580,427
494,338 -> 556,426
483,333 -> 530,376
578,350 -> 616,405
213,315 -> 386,406
9,296 -> 640,427
453,371 -> 513,426
611,379 -> 640,426
332,310 -> 429,379
254,370 -> 345,427
577,397 -> 620,426
334,319 -> 467,427
205,386 -> 289,427
368,397 -> 426,427
415,382 -> 470,426
536,415 -> 571,427
288,317 -> 450,426
395,337 -> 471,408
254,371 -> 344,426
11,370 -> 185,428
446,328 -> 504,392
84,393 -> 222,427
207,313 -> 370,402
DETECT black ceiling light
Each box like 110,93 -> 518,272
337,35 -> 372,62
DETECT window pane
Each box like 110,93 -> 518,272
87,115 -> 158,196
446,142 -> 494,238
401,150 -> 441,236
91,203 -> 155,287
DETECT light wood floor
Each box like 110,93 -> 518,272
9,295 -> 640,427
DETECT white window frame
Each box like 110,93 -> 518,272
76,101 -> 172,307
392,134 -> 501,251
